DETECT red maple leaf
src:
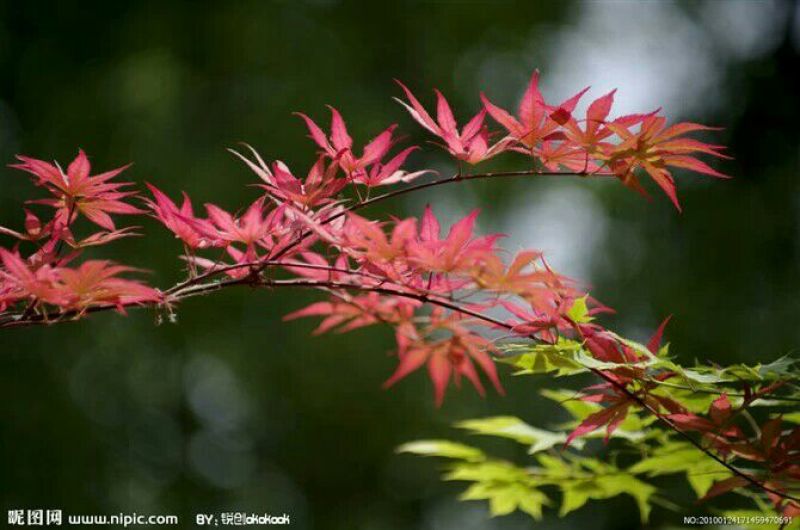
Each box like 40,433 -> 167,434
383,310 -> 504,406
11,149 -> 145,230
481,70 -> 588,151
406,206 -> 501,274
395,81 -> 512,164
145,184 -> 222,250
56,260 -> 161,312
605,115 -> 731,210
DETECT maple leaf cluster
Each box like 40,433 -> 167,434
0,150 -> 159,316
1,71 -> 728,403
6,69 -> 800,519
549,321 -> 800,515
400,71 -> 729,210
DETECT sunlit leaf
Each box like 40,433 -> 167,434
396,440 -> 485,462
536,454 -> 656,522
498,339 -> 586,377
628,441 -> 733,497
455,416 -> 583,453
567,295 -> 592,323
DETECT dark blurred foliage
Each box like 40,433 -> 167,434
1,1 -> 798,529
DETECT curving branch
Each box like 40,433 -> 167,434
10,272 -> 799,506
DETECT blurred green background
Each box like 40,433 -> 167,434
1,1 -> 798,528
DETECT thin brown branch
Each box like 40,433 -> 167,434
555,318 -> 800,504
592,366 -> 799,503
645,378 -> 800,404
2,260 -> 797,504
